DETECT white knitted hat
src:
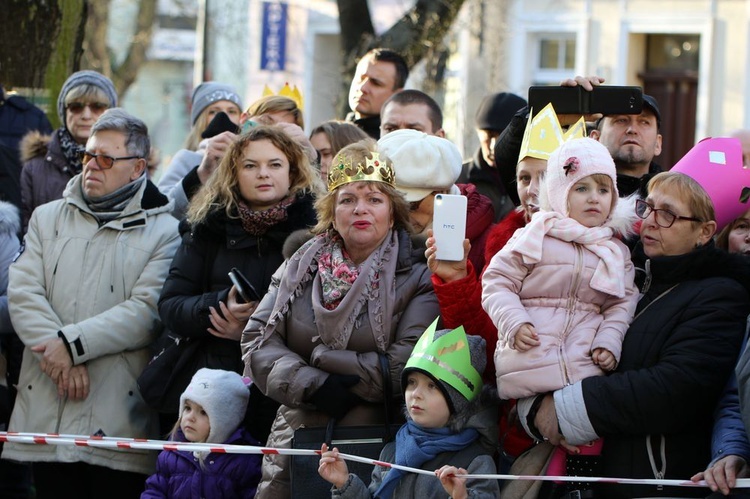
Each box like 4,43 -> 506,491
543,137 -> 618,216
377,129 -> 463,202
179,368 -> 249,444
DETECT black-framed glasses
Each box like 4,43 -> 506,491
635,199 -> 702,228
66,102 -> 109,114
81,151 -> 141,170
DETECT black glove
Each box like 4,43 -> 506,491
310,374 -> 361,421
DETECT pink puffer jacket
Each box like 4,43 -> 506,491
481,233 -> 638,400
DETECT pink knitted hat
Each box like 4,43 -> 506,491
670,137 -> 750,230
543,137 -> 618,216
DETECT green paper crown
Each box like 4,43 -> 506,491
405,317 -> 483,402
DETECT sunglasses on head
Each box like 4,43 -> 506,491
66,102 -> 109,114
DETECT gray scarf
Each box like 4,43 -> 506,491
82,174 -> 146,223
255,229 -> 400,352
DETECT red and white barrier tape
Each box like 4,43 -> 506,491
1,431 -> 747,489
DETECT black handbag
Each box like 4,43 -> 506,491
290,354 -> 402,498
136,334 -> 205,413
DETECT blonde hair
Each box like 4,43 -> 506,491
187,126 -> 323,225
245,96 -> 304,128
64,84 -> 112,107
647,171 -> 715,224
312,139 -> 412,234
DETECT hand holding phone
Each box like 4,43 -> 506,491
432,194 -> 468,261
228,267 -> 261,304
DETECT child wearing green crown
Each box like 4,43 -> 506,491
318,318 -> 500,498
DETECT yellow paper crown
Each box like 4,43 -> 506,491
518,103 -> 586,162
262,83 -> 304,111
328,151 -> 395,191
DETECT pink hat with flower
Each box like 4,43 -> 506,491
543,137 -> 618,216
670,137 -> 750,231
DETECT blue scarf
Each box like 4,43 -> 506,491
374,420 -> 479,499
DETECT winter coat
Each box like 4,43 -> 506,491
458,183 -> 495,275
156,148 -> 204,221
0,201 -> 20,335
435,208 -> 526,378
459,149 -> 514,222
3,174 -> 180,475
482,224 -> 638,399
157,193 -> 317,436
333,386 -> 500,498
345,112 -> 381,139
242,228 -> 439,498
19,130 -> 75,231
711,352 -> 750,467
141,427 -> 262,499
0,89 -> 52,155
572,244 -> 750,498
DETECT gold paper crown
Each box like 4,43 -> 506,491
327,151 -> 395,191
262,83 -> 304,111
518,103 -> 586,162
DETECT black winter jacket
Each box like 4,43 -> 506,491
157,192 -> 317,371
582,243 -> 750,498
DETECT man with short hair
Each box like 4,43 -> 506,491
347,48 -> 409,139
590,92 -> 663,197
4,108 -> 179,497
379,89 -> 445,137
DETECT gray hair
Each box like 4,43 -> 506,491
91,108 -> 150,159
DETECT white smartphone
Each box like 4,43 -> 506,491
432,193 -> 467,261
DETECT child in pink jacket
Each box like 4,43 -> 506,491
481,138 -> 639,471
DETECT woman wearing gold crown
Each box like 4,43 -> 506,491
241,138 -> 439,498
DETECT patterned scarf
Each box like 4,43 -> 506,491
237,194 -> 295,236
316,233 -> 364,310
249,229 -> 399,352
82,174 -> 146,223
57,128 -> 85,174
507,210 -> 627,297
374,421 -> 479,499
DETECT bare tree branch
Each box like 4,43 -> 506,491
112,0 -> 157,95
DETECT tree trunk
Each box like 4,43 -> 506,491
0,0 -> 87,127
81,0 -> 158,98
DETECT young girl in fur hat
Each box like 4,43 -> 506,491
318,318 -> 500,498
481,137 -> 639,473
141,368 -> 261,498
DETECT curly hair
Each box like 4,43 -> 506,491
187,125 -> 323,225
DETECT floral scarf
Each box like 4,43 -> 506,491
237,194 -> 296,236
57,128 -> 84,175
251,229 -> 399,352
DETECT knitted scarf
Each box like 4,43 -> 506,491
236,194 -> 296,236
249,229 -> 399,352
507,210 -> 627,297
374,421 -> 479,499
82,174 -> 146,223
57,128 -> 85,174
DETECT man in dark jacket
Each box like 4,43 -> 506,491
345,48 -> 409,139
0,85 -> 52,157
458,92 -> 527,222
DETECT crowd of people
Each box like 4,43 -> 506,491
2,46 -> 750,499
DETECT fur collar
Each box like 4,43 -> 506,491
20,130 -> 52,163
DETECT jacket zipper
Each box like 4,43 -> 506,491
558,243 -> 584,386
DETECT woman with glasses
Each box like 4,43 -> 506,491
528,138 -> 750,499
19,70 -> 117,231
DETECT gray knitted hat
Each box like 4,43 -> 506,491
190,82 -> 242,125
57,70 -> 117,125
179,368 -> 249,444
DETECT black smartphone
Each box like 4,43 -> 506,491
528,85 -> 643,116
228,267 -> 261,303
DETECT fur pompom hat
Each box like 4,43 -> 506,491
543,137 -> 618,217
180,368 -> 249,444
